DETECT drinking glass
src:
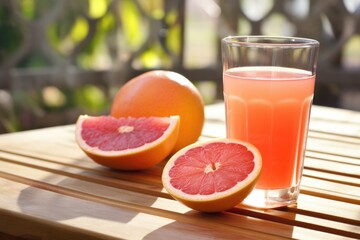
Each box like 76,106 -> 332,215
222,36 -> 319,208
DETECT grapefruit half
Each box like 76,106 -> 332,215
162,139 -> 262,212
75,115 -> 180,170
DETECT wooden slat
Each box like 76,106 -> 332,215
303,169 -> 360,187
308,131 -> 360,145
304,157 -> 360,178
301,177 -> 359,204
231,207 -> 360,239
306,150 -> 360,166
306,138 -> 360,159
309,119 -> 360,138
310,105 -> 360,124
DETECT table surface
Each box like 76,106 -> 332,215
0,103 -> 359,240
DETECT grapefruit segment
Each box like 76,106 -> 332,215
162,139 -> 262,212
75,115 -> 180,170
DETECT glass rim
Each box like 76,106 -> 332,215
222,35 -> 319,47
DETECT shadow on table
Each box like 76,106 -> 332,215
16,161 -> 161,224
14,151 -> 297,239
143,209 -> 296,239
16,173 -> 296,239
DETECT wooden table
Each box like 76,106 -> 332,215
0,103 -> 359,240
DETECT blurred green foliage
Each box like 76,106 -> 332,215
0,3 -> 23,64
0,0 -> 183,132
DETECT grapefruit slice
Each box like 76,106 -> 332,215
162,139 -> 262,212
75,115 -> 180,170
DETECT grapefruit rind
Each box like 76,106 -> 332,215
75,115 -> 180,170
162,138 -> 262,212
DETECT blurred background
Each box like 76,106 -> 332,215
0,0 -> 359,133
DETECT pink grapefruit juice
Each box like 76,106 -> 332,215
223,66 -> 315,189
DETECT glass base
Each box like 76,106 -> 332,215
241,186 -> 300,209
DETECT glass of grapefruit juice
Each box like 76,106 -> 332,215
222,36 -> 319,208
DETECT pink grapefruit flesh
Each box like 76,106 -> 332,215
75,115 -> 180,170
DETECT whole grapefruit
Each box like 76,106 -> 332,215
110,70 -> 205,152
